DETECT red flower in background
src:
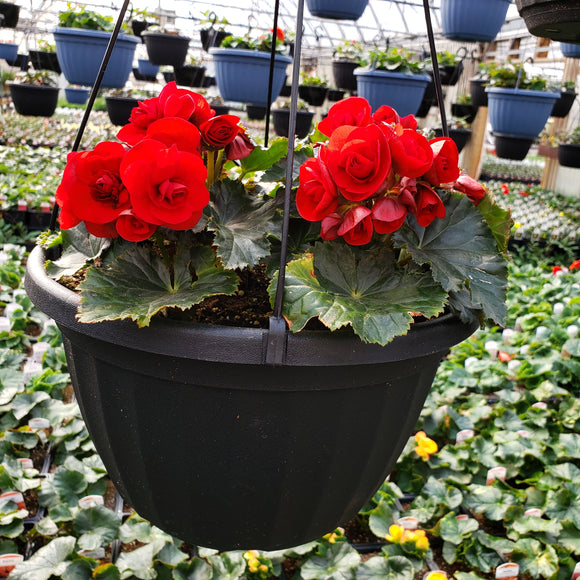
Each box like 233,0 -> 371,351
570,259 -> 580,271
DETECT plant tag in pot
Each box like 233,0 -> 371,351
496,563 -> 519,580
486,466 -> 507,485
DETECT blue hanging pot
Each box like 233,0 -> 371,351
64,87 -> 89,105
53,27 -> 139,89
210,48 -> 291,106
137,58 -> 159,78
306,0 -> 368,20
486,87 -> 560,139
354,69 -> 431,116
561,42 -> 580,58
441,0 -> 511,42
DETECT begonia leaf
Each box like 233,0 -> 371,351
208,178 -> 281,269
277,241 -> 447,345
395,192 -> 507,325
355,555 -> 414,580
78,245 -> 238,327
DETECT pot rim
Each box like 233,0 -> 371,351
141,31 -> 190,41
25,246 -> 478,367
485,87 -> 560,99
209,47 -> 292,64
354,68 -> 431,83
53,26 -> 140,44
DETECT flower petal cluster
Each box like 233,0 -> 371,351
296,97 -> 485,245
414,430 -> 438,460
385,524 -> 430,552
55,83 -> 253,241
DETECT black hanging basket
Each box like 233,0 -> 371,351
0,1 -> 19,28
105,96 -> 141,126
434,127 -> 472,153
551,91 -> 576,117
173,65 -> 206,88
25,246 -> 477,551
494,133 -> 534,160
516,0 -> 580,42
272,108 -> 314,139
451,103 -> 476,124
332,60 -> 359,92
469,77 -> 488,109
200,28 -> 230,52
29,50 -> 61,73
142,32 -> 190,67
558,143 -> 580,168
8,83 -> 59,117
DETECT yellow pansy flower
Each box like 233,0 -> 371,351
415,431 -> 438,460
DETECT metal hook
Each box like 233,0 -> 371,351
456,46 -> 467,61
314,25 -> 324,42
247,14 -> 258,34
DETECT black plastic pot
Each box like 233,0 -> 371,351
332,60 -> 358,92
439,62 -> 463,86
298,85 -> 328,107
105,96 -> 140,126
131,19 -> 150,40
515,0 -> 580,42
469,77 -> 488,110
8,83 -> 59,117
558,143 -> 580,167
327,89 -> 345,102
27,210 -> 52,230
25,246 -> 478,551
0,2 -> 19,28
434,127 -> 472,153
451,103 -> 476,124
551,91 -> 576,117
29,50 -> 61,73
132,68 -> 157,82
211,104 -> 229,116
272,109 -> 314,139
494,133 -> 534,160
173,65 -> 205,88
246,105 -> 267,120
280,83 -> 292,97
200,28 -> 230,52
5,52 -> 27,69
162,71 -> 175,83
142,32 -> 190,67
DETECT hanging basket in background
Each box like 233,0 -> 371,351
64,87 -> 89,105
516,0 -> 580,42
210,48 -> 291,106
494,133 -> 535,160
486,87 -> 560,139
0,1 -> 20,28
560,42 -> 580,58
355,69 -> 431,116
551,90 -> 576,117
306,0 -> 368,20
54,27 -> 139,88
441,0 -> 511,42
558,143 -> 580,168
142,32 -> 190,67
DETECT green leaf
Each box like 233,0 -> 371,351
278,241 -> 447,345
0,369 -> 24,405
115,538 -> 166,580
156,542 -> 188,567
262,146 -> 313,184
395,192 -> 508,325
205,552 -> 246,579
557,434 -> 580,459
437,512 -> 479,544
369,500 -> 397,539
355,555 -> 414,580
300,542 -> 360,580
512,539 -> 559,579
9,536 -> 75,580
11,391 -> 50,420
239,138 -> 288,175
422,477 -> 463,511
45,224 -> 111,279
73,506 -> 121,550
208,178 -> 281,270
92,563 -> 121,580
562,338 -> 580,357
510,515 -> 562,538
558,521 -> 580,554
465,485 -> 516,520
172,557 -> 213,580
78,245 -> 238,327
476,191 -> 512,253
545,484 -> 580,528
